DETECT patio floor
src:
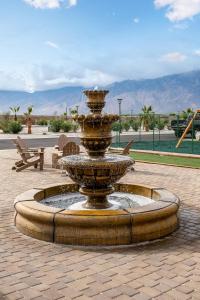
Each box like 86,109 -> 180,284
0,149 -> 200,300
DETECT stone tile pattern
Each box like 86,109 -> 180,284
0,149 -> 200,300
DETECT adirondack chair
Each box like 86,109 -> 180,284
109,139 -> 135,171
109,139 -> 134,155
52,141 -> 80,168
12,137 -> 44,172
54,134 -> 68,151
59,142 -> 80,175
63,142 -> 80,156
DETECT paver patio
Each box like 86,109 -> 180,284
0,148 -> 200,300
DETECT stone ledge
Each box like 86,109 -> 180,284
14,183 -> 180,246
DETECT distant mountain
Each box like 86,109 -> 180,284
0,70 -> 200,115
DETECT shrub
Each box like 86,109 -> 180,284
156,119 -> 165,130
61,121 -> 73,132
122,122 -> 130,132
0,120 -> 10,133
37,119 -> 48,126
112,122 -> 122,132
8,121 -> 22,134
131,120 -> 140,131
0,120 -> 23,134
49,120 -> 63,132
149,120 -> 156,130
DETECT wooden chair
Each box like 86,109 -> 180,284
54,134 -> 68,151
63,142 -> 80,156
109,139 -> 134,155
59,142 -> 80,176
12,137 -> 44,172
109,139 -> 135,171
52,141 -> 80,169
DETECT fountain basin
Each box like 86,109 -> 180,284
14,183 -> 180,246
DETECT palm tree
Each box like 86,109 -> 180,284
24,106 -> 33,134
140,105 -> 153,131
10,106 -> 20,121
181,108 -> 194,120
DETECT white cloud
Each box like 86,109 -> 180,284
68,0 -> 77,7
0,64 -> 118,92
161,52 -> 187,62
194,50 -> 200,56
24,0 -> 77,9
154,0 -> 200,22
44,69 -> 117,88
24,0 -> 61,9
45,41 -> 59,49
133,17 -> 140,23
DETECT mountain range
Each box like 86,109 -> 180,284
0,70 -> 200,115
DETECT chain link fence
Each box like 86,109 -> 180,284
111,113 -> 200,155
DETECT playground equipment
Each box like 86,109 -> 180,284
176,110 -> 200,148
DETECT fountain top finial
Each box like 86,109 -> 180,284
83,89 -> 109,114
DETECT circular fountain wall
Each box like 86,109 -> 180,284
14,183 -> 180,246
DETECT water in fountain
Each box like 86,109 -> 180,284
41,192 -> 155,210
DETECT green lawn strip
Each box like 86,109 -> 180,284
130,152 -> 200,168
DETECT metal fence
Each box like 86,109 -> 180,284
111,113 -> 200,155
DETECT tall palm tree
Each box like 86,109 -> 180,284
10,106 -> 20,121
24,106 -> 33,134
181,108 -> 194,120
140,105 -> 153,131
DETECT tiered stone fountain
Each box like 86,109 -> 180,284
61,90 -> 133,210
14,90 -> 180,246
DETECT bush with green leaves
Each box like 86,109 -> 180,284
122,122 -> 130,132
156,119 -> 165,130
149,119 -> 156,130
61,121 -> 73,132
112,122 -> 123,132
0,120 -> 10,133
0,120 -> 22,134
49,119 -> 63,132
8,121 -> 23,134
130,120 -> 140,131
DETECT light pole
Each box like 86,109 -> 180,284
76,105 -> 79,115
65,105 -> 68,119
117,98 -> 123,144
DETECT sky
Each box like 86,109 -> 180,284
1,0 -> 200,91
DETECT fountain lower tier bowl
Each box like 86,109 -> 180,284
60,154 -> 134,188
14,183 -> 180,246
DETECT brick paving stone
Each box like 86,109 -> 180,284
166,289 -> 193,300
119,285 -> 139,297
131,292 -> 152,300
1,149 -> 200,300
114,296 -> 131,300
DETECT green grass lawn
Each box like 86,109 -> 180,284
130,152 -> 200,168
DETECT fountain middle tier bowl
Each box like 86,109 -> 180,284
60,154 -> 134,187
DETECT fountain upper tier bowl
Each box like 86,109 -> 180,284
74,114 -> 119,157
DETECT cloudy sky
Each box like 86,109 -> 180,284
1,0 -> 200,91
